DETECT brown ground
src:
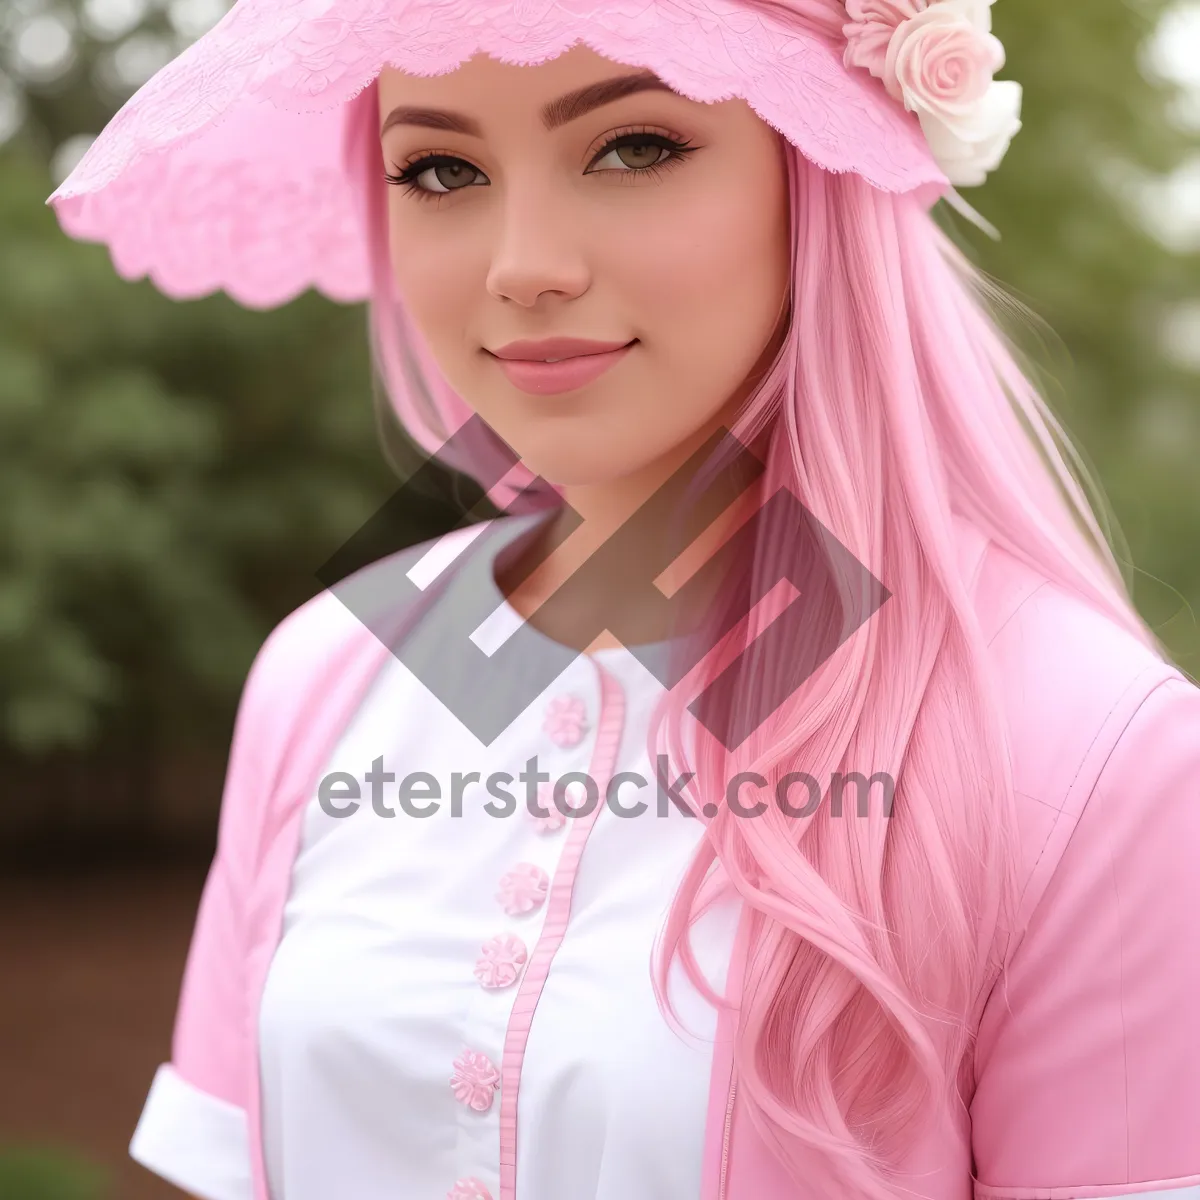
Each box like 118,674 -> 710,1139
0,863 -> 209,1200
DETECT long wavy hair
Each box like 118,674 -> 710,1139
347,6 -> 1160,1193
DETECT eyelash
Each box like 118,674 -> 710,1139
382,129 -> 698,203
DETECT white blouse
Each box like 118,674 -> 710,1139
131,512 -> 743,1200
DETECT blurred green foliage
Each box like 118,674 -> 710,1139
0,141 -> 413,752
0,0 -> 1197,761
970,0 -> 1200,666
0,1146 -> 107,1199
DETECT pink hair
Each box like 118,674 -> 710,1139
349,7 -> 1161,1192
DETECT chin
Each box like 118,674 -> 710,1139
479,406 -> 689,491
514,451 -> 634,490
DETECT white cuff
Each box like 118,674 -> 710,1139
129,1063 -> 254,1200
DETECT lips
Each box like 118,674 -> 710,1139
485,337 -> 638,396
488,336 -> 634,362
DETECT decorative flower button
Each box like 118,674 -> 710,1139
529,786 -> 567,834
529,779 -> 592,832
474,933 -> 528,989
543,693 -> 588,748
447,1179 -> 493,1200
496,862 -> 549,916
450,1049 -> 500,1112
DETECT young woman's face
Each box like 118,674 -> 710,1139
377,46 -> 790,489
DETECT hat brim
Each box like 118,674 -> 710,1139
47,0 -> 949,308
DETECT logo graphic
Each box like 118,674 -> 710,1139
318,415 -> 889,751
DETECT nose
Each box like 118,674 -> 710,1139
485,183 -> 591,308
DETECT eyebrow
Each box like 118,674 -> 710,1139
379,71 -> 676,139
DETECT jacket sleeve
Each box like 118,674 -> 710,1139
970,672 -> 1200,1200
128,630 -> 284,1200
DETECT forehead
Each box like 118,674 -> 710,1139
377,44 -> 648,111
375,46 -> 764,145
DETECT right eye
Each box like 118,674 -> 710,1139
384,155 -> 489,197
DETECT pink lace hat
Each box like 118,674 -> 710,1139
45,0 -> 1021,309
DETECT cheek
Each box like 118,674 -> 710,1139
387,214 -> 482,352
612,164 -> 789,377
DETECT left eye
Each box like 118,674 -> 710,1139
589,138 -> 672,171
413,159 -> 482,193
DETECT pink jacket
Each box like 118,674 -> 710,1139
162,517 -> 1200,1200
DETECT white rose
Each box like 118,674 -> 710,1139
884,4 -> 1005,109
916,78 -> 1023,186
844,0 -> 1019,186
930,0 -> 997,34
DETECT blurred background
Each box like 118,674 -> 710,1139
1,0 -> 1198,1196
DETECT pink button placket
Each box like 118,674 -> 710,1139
442,698 -> 593,1198
473,933 -> 528,989
495,862 -> 549,916
445,700 -> 589,1193
543,693 -> 588,748
450,1048 -> 500,1112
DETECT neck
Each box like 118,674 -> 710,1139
497,404 -> 768,655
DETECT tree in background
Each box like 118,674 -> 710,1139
968,0 -> 1200,668
0,137 -> 447,759
0,0 -> 1197,766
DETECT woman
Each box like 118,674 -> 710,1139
48,3 -> 1200,1200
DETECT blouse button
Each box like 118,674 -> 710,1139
543,692 -> 588,748
450,1049 -> 500,1112
473,933 -> 528,989
529,779 -> 592,832
528,781 -> 567,833
447,1180 -> 493,1200
496,862 -> 549,916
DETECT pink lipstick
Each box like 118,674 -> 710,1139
486,337 -> 637,396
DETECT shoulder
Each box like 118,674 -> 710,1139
954,519 -> 1199,929
222,519 -> 506,841
961,531 -> 1200,1194
247,519 -> 497,715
